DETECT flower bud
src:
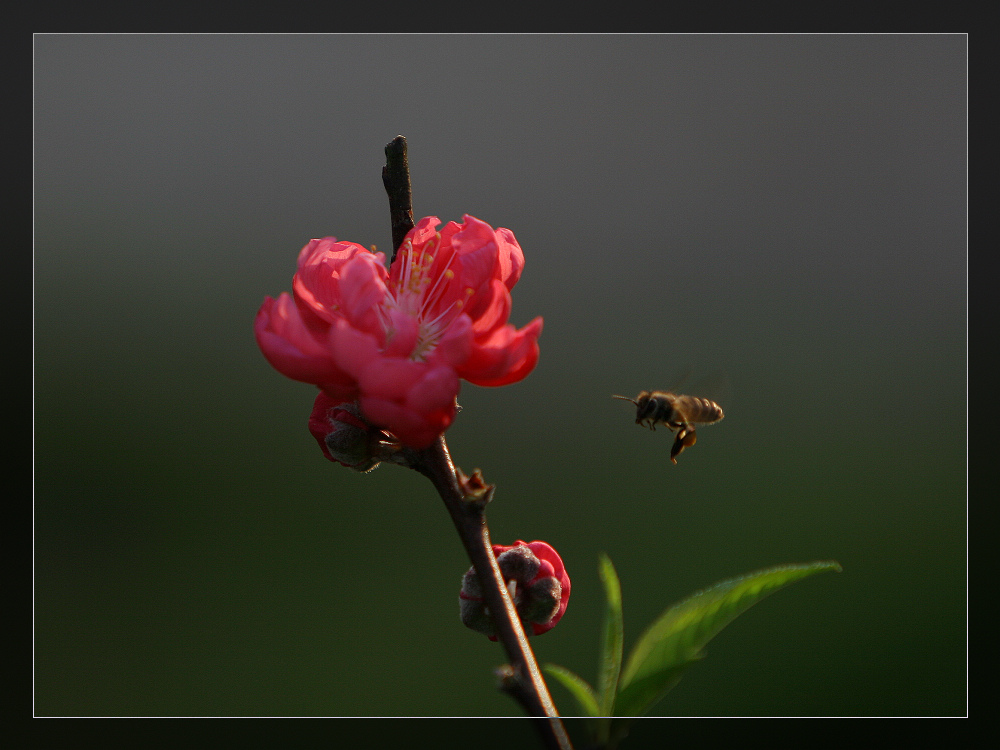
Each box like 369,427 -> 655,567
457,467 -> 495,507
308,392 -> 382,472
459,540 -> 570,640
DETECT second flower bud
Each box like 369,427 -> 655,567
459,540 -> 570,640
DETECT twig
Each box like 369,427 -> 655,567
415,437 -> 573,750
381,135 -> 414,265
381,137 -> 572,750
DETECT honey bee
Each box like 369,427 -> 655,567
613,391 -> 725,464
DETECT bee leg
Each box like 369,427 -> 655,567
670,427 -> 697,464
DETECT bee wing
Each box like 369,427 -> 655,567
664,364 -> 694,394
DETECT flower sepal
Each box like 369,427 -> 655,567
457,467 -> 495,508
308,393 -> 388,472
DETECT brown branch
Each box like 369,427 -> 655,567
381,138 -> 572,749
381,135 -> 414,264
414,437 -> 573,750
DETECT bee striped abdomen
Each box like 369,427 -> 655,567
674,395 -> 724,425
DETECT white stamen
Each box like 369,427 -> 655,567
420,299 -> 460,334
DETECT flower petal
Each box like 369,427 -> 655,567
430,312 -> 473,368
459,317 -> 543,387
254,294 -> 348,387
293,239 -> 374,324
338,252 -> 390,331
358,396 -> 441,449
383,307 -> 420,357
494,226 -> 525,290
406,365 -> 460,415
466,278 -> 512,335
450,216 -> 500,292
358,356 -> 427,401
409,215 -> 441,247
329,318 -> 381,380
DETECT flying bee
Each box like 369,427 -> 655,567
613,391 -> 725,464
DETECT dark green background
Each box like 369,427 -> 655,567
34,34 -> 966,718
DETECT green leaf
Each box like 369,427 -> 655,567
597,554 -> 624,714
614,560 -> 842,719
612,659 -> 700,720
595,553 -> 624,744
543,663 -> 600,718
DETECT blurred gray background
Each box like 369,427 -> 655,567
34,34 -> 966,718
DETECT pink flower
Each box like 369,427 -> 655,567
255,215 -> 543,449
459,540 -> 571,640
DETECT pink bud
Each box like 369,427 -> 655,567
308,392 -> 382,472
459,540 -> 570,639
